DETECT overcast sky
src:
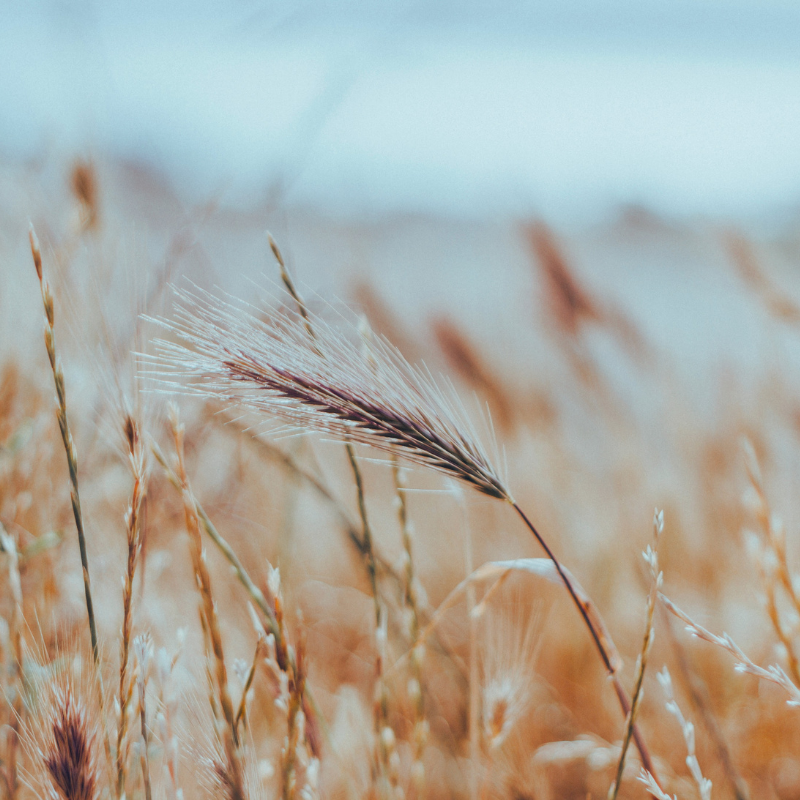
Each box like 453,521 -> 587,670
4,1 -> 800,221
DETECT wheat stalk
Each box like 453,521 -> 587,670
609,509 -> 663,800
170,406 -> 244,800
148,285 -> 659,782
29,227 -> 100,668
393,459 -> 426,799
134,634 -> 154,800
116,415 -> 147,798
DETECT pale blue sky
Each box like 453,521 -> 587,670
4,1 -> 800,221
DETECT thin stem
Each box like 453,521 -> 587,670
510,501 -> 658,784
393,460 -> 426,799
30,228 -> 100,667
345,442 -> 380,624
661,606 -> 750,800
139,682 -> 153,800
171,411 -> 244,800
149,438 -> 278,638
465,526 -> 478,800
117,417 -> 146,799
150,436 -> 333,750
609,512 -> 662,800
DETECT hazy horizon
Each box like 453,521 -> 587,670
5,1 -> 800,223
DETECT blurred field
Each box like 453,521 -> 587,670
3,155 -> 800,800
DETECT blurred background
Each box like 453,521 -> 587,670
5,0 -> 800,223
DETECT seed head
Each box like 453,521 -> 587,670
39,683 -> 100,800
149,288 -> 509,500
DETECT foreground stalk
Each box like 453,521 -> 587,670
29,229 -> 100,668
510,502 -> 657,780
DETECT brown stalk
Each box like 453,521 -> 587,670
393,460 -> 426,798
116,415 -> 146,798
170,408 -> 244,800
134,635 -> 153,800
510,504 -> 657,778
29,228 -> 100,671
281,631 -> 308,800
345,442 -> 380,624
234,639 -> 263,735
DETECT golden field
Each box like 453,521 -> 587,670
2,156 -> 800,799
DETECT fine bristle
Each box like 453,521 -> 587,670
148,288 -> 510,501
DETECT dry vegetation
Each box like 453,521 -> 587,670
3,158 -> 800,800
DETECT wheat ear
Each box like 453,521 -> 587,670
34,675 -> 102,800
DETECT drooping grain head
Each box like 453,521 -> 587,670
149,288 -> 510,501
